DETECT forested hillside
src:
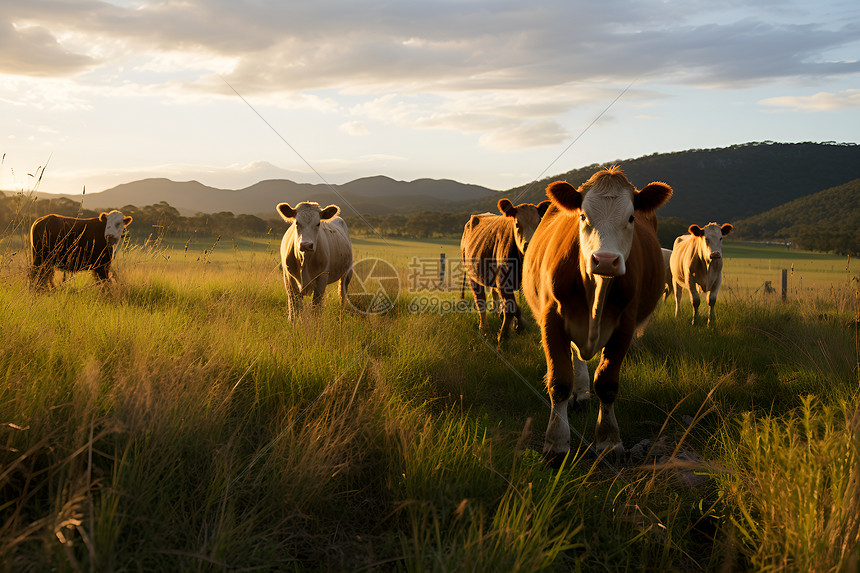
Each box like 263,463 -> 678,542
476,141 -> 860,224
4,142 -> 859,254
733,179 -> 860,255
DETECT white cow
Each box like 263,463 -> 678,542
661,247 -> 673,300
670,222 -> 733,326
277,202 -> 353,320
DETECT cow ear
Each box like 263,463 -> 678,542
277,203 -> 297,221
545,181 -> 582,213
123,216 -> 133,226
634,182 -> 673,212
99,212 -> 108,222
537,199 -> 551,217
320,205 -> 340,220
721,223 -> 733,236
689,224 -> 704,237
498,198 -> 516,217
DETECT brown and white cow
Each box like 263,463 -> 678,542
460,198 -> 550,342
277,201 -> 353,320
669,222 -> 733,327
523,167 -> 672,462
29,210 -> 133,290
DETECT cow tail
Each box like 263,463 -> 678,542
460,259 -> 466,299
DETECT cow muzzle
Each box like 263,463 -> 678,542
590,251 -> 624,277
105,235 -> 119,246
299,241 -> 314,252
710,252 -> 722,260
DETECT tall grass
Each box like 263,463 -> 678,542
0,236 -> 857,570
718,397 -> 860,572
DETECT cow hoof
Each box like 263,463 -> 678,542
595,440 -> 625,463
542,450 -> 569,470
571,397 -> 591,413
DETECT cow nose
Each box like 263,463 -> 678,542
591,252 -> 623,276
300,241 -> 314,252
710,252 -> 722,259
105,235 -> 117,245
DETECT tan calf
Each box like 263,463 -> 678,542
277,202 -> 353,320
670,222 -> 733,327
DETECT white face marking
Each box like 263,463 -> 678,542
701,223 -> 724,259
294,205 -> 323,252
103,211 -> 126,245
579,186 -> 635,276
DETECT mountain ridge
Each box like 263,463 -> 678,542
19,141 -> 860,225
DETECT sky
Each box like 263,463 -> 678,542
1,0 -> 859,195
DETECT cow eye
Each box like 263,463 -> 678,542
628,215 -> 635,223
580,213 -> 587,223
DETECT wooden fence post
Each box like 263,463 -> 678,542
781,268 -> 788,301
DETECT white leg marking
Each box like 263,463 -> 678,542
573,355 -> 591,405
595,401 -> 624,454
543,398 -> 570,457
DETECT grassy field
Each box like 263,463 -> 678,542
0,232 -> 858,571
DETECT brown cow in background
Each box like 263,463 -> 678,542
523,167 -> 672,464
29,211 -> 133,290
460,198 -> 550,343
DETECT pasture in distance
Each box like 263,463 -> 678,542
0,230 -> 857,571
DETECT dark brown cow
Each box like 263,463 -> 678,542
29,210 -> 133,290
523,166 -> 672,463
460,198 -> 550,342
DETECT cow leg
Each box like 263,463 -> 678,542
469,280 -> 489,335
540,311 -> 574,465
496,289 -> 519,343
593,330 -> 632,456
673,283 -> 683,318
571,354 -> 591,412
491,288 -> 502,314
707,289 -> 719,327
93,266 -> 111,286
284,272 -> 302,320
310,276 -> 327,310
687,280 -> 701,325
339,268 -> 353,308
30,264 -> 52,291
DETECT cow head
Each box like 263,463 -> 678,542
277,201 -> 340,253
498,198 -> 552,254
99,211 -> 133,245
689,222 -> 733,260
546,167 -> 672,277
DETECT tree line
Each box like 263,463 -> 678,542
732,178 -> 860,255
2,192 -> 697,251
0,193 -> 277,241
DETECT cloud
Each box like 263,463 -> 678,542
5,1 -> 859,92
758,89 -> 860,111
2,0 -> 859,154
479,120 -> 569,152
0,20 -> 94,76
340,121 -> 369,136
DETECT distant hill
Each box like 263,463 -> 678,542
733,178 -> 860,255
463,142 -> 860,224
34,176 -> 496,218
20,142 -> 860,240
